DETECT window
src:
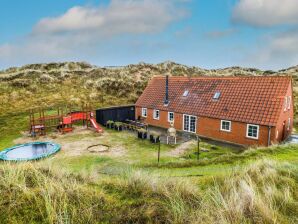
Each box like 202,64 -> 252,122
183,114 -> 197,133
220,120 -> 231,132
190,116 -> 196,132
287,96 -> 291,110
153,109 -> 160,120
183,115 -> 189,131
168,112 -> 174,122
213,91 -> 221,100
246,124 -> 259,139
287,118 -> 291,131
141,108 -> 147,117
183,90 -> 189,97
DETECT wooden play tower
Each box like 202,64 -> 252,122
29,104 -> 101,137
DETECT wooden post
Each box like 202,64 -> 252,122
157,141 -> 161,165
197,136 -> 200,161
42,109 -> 45,136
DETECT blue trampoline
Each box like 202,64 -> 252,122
0,142 -> 61,161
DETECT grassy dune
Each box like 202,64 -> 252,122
0,61 -> 297,119
0,159 -> 297,223
0,62 -> 297,223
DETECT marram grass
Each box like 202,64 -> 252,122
0,159 -> 297,223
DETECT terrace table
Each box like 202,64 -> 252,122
125,120 -> 148,130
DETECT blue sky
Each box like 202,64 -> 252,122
1,0 -> 298,70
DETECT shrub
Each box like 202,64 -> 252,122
39,74 -> 54,83
10,79 -> 31,87
106,120 -> 114,128
138,128 -> 147,134
150,131 -> 160,138
114,122 -> 123,131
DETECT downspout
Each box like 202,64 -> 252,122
267,126 -> 272,146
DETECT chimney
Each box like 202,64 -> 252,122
164,75 -> 169,105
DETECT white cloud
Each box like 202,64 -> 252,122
0,0 -> 187,68
260,30 -> 298,64
33,0 -> 186,35
232,0 -> 298,27
242,29 -> 298,70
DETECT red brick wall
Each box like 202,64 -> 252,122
136,107 -> 183,130
136,107 -> 272,146
196,117 -> 270,146
274,82 -> 294,143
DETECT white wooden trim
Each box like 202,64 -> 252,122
183,114 -> 197,133
287,118 -> 291,130
246,124 -> 259,139
284,97 -> 287,111
141,108 -> 147,117
287,96 -> 291,110
220,120 -> 231,132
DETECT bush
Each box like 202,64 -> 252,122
114,122 -> 123,131
137,128 -> 147,139
149,131 -> 161,143
10,79 -> 31,87
106,120 -> 114,128
39,74 -> 54,83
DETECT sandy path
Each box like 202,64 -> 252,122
168,140 -> 196,157
14,127 -> 126,157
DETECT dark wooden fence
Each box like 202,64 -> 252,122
95,105 -> 135,126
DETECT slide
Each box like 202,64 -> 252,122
90,117 -> 103,133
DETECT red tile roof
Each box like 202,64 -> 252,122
136,76 -> 292,126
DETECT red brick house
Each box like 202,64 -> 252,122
135,76 -> 294,146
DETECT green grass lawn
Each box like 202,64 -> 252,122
0,113 -> 297,223
0,113 -> 28,149
1,113 -> 297,182
43,128 -> 298,184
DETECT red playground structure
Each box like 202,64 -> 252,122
29,106 -> 103,136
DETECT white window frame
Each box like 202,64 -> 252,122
287,96 -> 291,110
287,118 -> 291,131
168,112 -> 174,122
141,108 -> 147,117
153,109 -> 160,120
284,97 -> 288,111
246,124 -> 259,140
220,120 -> 231,132
183,114 -> 197,133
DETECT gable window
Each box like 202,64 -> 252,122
183,114 -> 197,133
168,112 -> 174,122
220,120 -> 231,132
246,124 -> 259,139
153,109 -> 160,120
287,96 -> 291,110
141,108 -> 147,117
